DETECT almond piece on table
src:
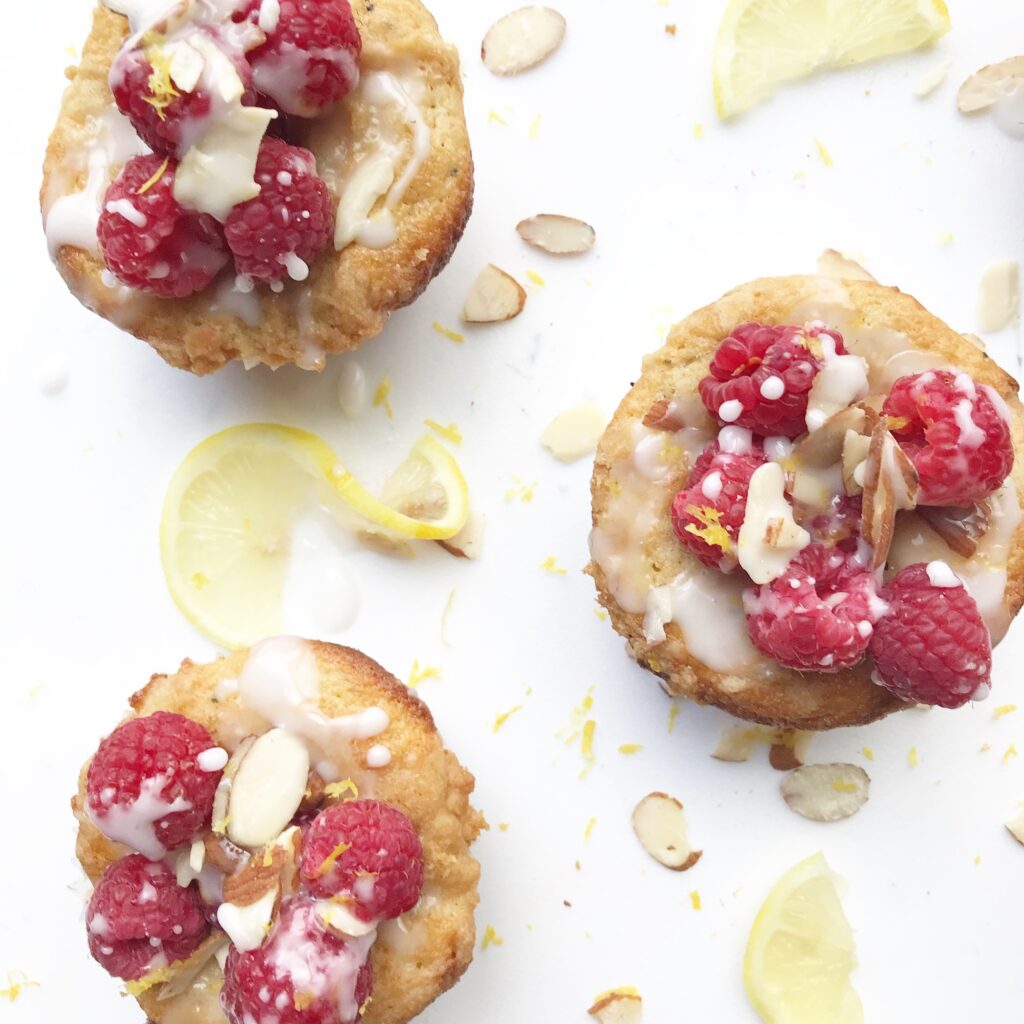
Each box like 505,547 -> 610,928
541,402 -> 607,462
957,57 -> 1024,113
631,792 -> 702,871
517,214 -> 595,254
861,419 -> 919,569
976,260 -> 1020,333
816,249 -> 876,282
780,763 -> 870,822
1006,809 -> 1024,846
462,264 -> 526,324
918,501 -> 992,559
588,990 -> 643,1023
482,6 -> 566,76
437,509 -> 486,559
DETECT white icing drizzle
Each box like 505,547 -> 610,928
926,560 -> 962,588
217,888 -> 278,952
88,775 -> 192,861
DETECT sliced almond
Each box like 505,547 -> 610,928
297,769 -> 327,817
816,249 -> 876,282
630,792 -> 702,871
962,332 -> 987,351
516,214 -> 595,255
781,763 -> 870,822
226,729 -> 310,850
1006,809 -> 1024,846
737,462 -> 810,584
588,991 -> 643,1024
642,398 -> 687,431
958,57 -> 1024,113
861,419 -> 919,569
317,899 -> 379,938
155,935 -> 228,1001
914,60 -> 950,98
222,843 -> 288,907
841,429 -> 871,495
438,509 -> 485,559
877,348 -> 949,392
211,735 -> 255,835
204,833 -> 250,875
462,264 -> 526,324
482,6 -> 566,76
976,259 -> 1020,333
918,501 -> 992,559
769,731 -> 812,771
541,402 -> 607,462
791,405 -> 869,469
712,724 -> 772,762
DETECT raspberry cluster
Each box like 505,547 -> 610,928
100,0 -> 360,296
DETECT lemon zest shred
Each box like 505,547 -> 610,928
487,110 -> 508,125
125,963 -> 176,996
886,415 -> 911,431
1004,743 -> 1019,764
505,477 -> 536,503
432,321 -> 464,344
618,743 -> 642,755
528,113 -> 542,139
407,659 -> 441,688
668,702 -> 680,733
995,704 -> 1018,719
581,719 -> 596,761
692,122 -> 704,139
136,156 -> 170,195
498,822 -> 509,831
294,992 -> 315,1011
584,817 -> 597,840
316,842 -> 351,877
0,973 -> 40,1003
593,985 -> 639,1003
492,705 -> 524,733
525,269 -> 546,287
424,419 -> 462,445
814,137 -> 834,167
862,746 -> 875,761
908,746 -> 919,768
539,555 -> 567,575
684,504 -> 732,552
481,925 -> 504,949
441,588 -> 456,646
690,890 -> 702,911
593,606 -> 608,621
142,43 -> 180,119
324,778 -> 359,801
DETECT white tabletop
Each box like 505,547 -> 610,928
3,0 -> 1023,1020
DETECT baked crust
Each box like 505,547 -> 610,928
589,275 -> 1024,730
41,0 -> 473,375
72,640 -> 485,1023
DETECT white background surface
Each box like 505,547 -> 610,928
3,0 -> 1024,1020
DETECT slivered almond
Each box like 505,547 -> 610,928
211,735 -> 255,835
462,264 -> 526,324
780,763 -> 870,821
297,769 -> 327,817
541,402 -> 607,462
791,405 -> 869,468
918,501 -> 992,559
630,792 -> 701,871
482,6 -> 566,75
204,833 -> 250,875
712,724 -> 770,762
438,509 -> 485,559
588,991 -> 643,1023
1006,809 -> 1024,846
816,249 -> 876,282
962,332 -> 987,351
861,419 -> 919,568
222,845 -> 287,907
769,731 -> 811,771
517,214 -> 595,254
155,935 -> 228,1001
976,260 -> 1020,333
642,398 -> 687,431
841,429 -> 871,495
958,57 -> 1024,113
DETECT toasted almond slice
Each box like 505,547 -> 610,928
713,724 -> 771,762
517,214 -> 595,255
841,429 -> 871,495
462,264 -> 526,324
317,899 -> 378,938
226,729 -> 310,850
155,935 -> 229,1001
977,259 -> 1020,332
769,731 -> 812,771
791,405 -> 868,468
914,60 -> 950,98
588,991 -> 643,1023
437,509 -> 486,559
541,402 -> 607,462
642,398 -> 687,431
211,735 -> 255,835
877,348 -> 949,391
631,792 -> 702,871
918,501 -> 992,559
204,833 -> 250,874
962,332 -> 987,351
482,6 -> 566,76
780,763 -> 870,822
958,57 -> 1024,113
1006,809 -> 1024,846
861,419 -> 919,569
816,249 -> 876,282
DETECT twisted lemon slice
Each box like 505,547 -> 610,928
714,0 -> 950,118
744,853 -> 862,1024
161,424 -> 469,647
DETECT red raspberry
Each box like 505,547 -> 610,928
870,562 -> 991,708
698,322 -> 845,438
110,29 -> 255,158
671,437 -> 766,572
221,897 -> 373,1024
883,370 -> 1013,506
224,136 -> 334,283
743,544 -> 883,671
795,493 -> 864,555
237,0 -> 362,116
300,800 -> 423,921
98,155 -> 230,298
86,855 -> 209,981
86,711 -> 222,860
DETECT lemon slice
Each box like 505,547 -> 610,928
744,853 -> 863,1024
714,0 -> 951,118
160,424 -> 469,647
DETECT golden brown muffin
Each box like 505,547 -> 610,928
72,639 -> 484,1023
41,0 -> 473,375
588,275 -> 1024,730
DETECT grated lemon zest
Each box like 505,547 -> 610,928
593,985 -> 640,1002
593,606 -> 608,621
432,321 -> 464,344
862,746 -> 875,761
498,822 -> 509,831
143,43 -> 180,120
0,973 -> 40,1003
1004,743 -> 1019,764
937,230 -> 954,245
581,719 -> 596,762
407,659 -> 441,688
995,704 -> 1018,719
539,555 -> 567,575
684,504 -> 732,551
441,588 -> 456,646
886,415 -> 911,431
372,375 -> 393,418
424,419 -> 462,445
690,890 -> 702,911
525,270 -> 545,287
136,156 -> 170,195
481,925 -> 504,949
316,842 -> 351,877
488,110 -> 508,125
668,702 -> 680,733
324,778 -> 359,801
619,743 -> 642,755
908,746 -> 919,768
28,685 -> 44,700
505,477 -> 537,502
584,817 -> 597,840
493,705 -> 524,732
814,137 -> 834,166
692,122 -> 704,139
125,963 -> 176,996
294,992 -> 315,1011
528,113 -> 542,139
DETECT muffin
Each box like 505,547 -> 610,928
72,638 -> 484,1022
589,275 -> 1024,730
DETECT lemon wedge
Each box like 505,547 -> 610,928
744,853 -> 862,1024
714,0 -> 951,118
160,423 -> 469,648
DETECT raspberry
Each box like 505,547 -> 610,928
698,322 -> 845,438
870,562 -> 991,708
300,800 -> 423,921
86,855 -> 209,981
86,711 -> 222,860
98,156 -> 230,298
883,370 -> 1013,506
224,137 -> 334,283
795,493 -> 864,555
237,0 -> 361,116
671,436 -> 766,572
743,544 -> 883,671
110,29 -> 255,158
221,897 -> 373,1024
